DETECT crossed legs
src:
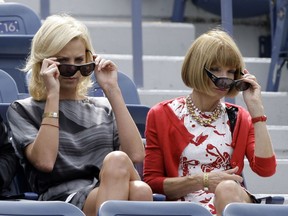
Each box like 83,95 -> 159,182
83,151 -> 153,216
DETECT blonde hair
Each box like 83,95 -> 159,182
24,14 -> 94,101
181,28 -> 245,98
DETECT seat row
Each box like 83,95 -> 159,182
0,199 -> 287,216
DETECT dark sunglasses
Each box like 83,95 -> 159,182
204,68 -> 251,91
58,62 -> 95,77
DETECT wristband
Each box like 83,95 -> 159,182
203,172 -> 209,192
251,115 -> 267,124
42,112 -> 59,119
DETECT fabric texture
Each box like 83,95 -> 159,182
7,97 -> 120,209
143,96 -> 276,196
0,116 -> 18,191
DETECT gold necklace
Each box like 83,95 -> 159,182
186,95 -> 223,126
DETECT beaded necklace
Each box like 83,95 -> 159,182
186,95 -> 223,126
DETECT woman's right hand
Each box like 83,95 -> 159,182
40,58 -> 60,95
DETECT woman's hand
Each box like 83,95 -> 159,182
93,54 -> 118,92
40,58 -> 60,95
241,69 -> 265,116
207,167 -> 243,193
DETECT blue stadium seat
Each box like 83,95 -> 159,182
98,200 -> 213,216
0,2 -> 41,93
0,200 -> 85,216
0,69 -> 29,103
89,71 -> 141,104
172,0 -> 270,22
222,203 -> 288,216
126,104 -> 150,138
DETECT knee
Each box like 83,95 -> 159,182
215,180 -> 241,200
100,151 -> 132,179
129,181 -> 153,201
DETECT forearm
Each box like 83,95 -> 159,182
163,174 -> 203,200
253,123 -> 274,157
248,102 -> 274,158
104,86 -> 144,163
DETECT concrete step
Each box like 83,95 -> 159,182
102,54 -> 288,93
8,0 -> 270,57
244,159 -> 288,194
139,90 -> 288,125
235,92 -> 288,126
84,21 -> 195,56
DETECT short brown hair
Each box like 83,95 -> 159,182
181,28 -> 245,98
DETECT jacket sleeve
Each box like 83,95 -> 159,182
0,117 -> 18,190
143,106 -> 166,194
232,106 -> 276,177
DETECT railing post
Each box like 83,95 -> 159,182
131,0 -> 144,88
221,0 -> 235,103
40,0 -> 50,20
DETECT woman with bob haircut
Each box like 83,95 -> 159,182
144,28 -> 276,216
7,14 -> 152,216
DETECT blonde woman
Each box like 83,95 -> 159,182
144,29 -> 276,216
7,14 -> 152,216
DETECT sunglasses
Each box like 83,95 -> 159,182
204,68 -> 251,91
58,62 -> 95,77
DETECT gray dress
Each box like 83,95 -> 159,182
7,97 -> 119,209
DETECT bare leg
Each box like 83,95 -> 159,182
82,151 -> 152,216
214,180 -> 252,216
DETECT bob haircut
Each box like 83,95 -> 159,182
24,14 -> 94,101
181,28 -> 245,98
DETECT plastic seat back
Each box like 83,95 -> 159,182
0,69 -> 20,103
223,203 -> 288,216
0,200 -> 85,216
126,104 -> 150,138
89,71 -> 141,104
98,200 -> 213,216
0,2 -> 41,93
0,69 -> 29,103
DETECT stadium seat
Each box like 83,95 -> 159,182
0,2 -> 41,93
222,203 -> 288,216
0,200 -> 85,216
89,71 -> 141,104
126,104 -> 150,138
172,0 -> 270,22
98,200 -> 213,216
0,69 -> 29,103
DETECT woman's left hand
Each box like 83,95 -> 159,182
241,69 -> 265,116
93,54 -> 118,91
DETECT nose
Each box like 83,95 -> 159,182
218,71 -> 228,78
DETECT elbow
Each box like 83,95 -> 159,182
130,152 -> 145,164
33,160 -> 55,173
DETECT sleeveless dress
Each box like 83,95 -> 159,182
168,97 -> 232,215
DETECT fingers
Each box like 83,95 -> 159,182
241,69 -> 262,91
93,54 -> 117,72
40,58 -> 60,76
225,166 -> 238,174
224,167 -> 243,183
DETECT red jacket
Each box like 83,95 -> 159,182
143,97 -> 276,195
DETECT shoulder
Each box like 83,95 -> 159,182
151,96 -> 186,111
9,97 -> 43,114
